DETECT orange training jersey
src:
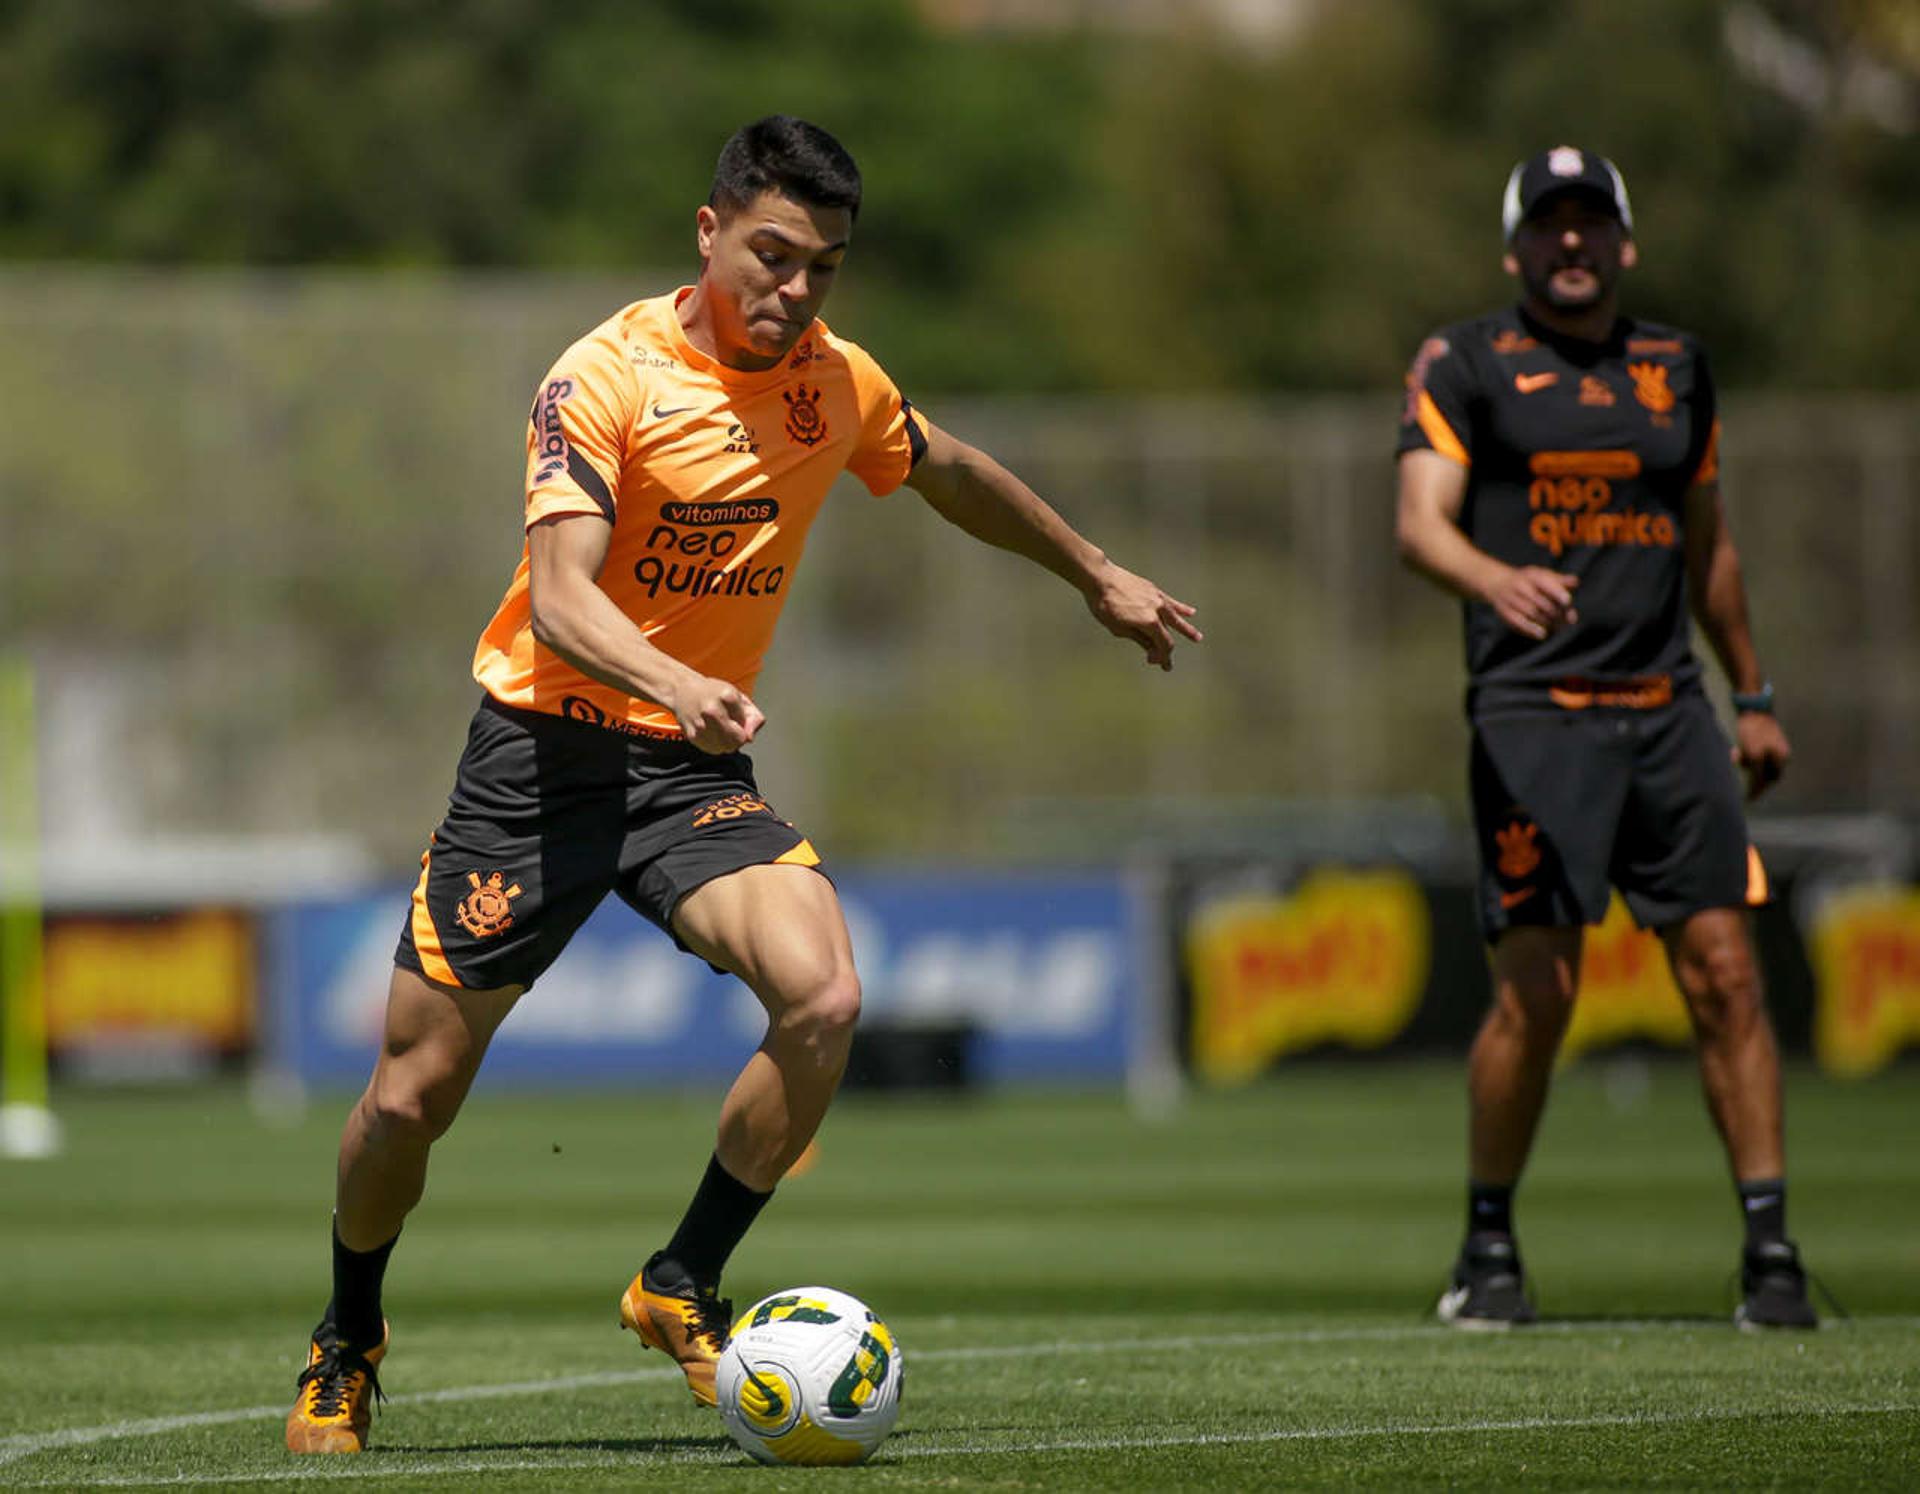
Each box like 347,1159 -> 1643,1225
474,288 -> 927,736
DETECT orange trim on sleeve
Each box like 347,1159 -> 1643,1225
1693,418 -> 1722,485
409,846 -> 461,988
1745,844 -> 1769,906
1416,391 -> 1470,467
774,839 -> 822,868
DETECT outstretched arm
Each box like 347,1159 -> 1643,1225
527,513 -> 764,753
1683,480 -> 1790,798
1395,449 -> 1580,640
904,417 -> 1201,670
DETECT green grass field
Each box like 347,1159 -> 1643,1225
3,1061 -> 1916,1489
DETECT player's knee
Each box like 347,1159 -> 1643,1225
1493,974 -> 1575,1041
1683,947 -> 1764,1037
366,1066 -> 465,1146
1481,995 -> 1571,1070
788,968 -> 862,1047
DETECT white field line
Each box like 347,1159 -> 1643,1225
7,1404 -> 1919,1488
3,1317 -> 1916,1476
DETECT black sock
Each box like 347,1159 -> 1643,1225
653,1154 -> 772,1292
1738,1177 -> 1788,1248
1468,1181 -> 1514,1240
326,1218 -> 399,1351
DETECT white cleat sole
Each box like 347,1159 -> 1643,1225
1436,1285 -> 1529,1330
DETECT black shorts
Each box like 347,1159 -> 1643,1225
1470,691 -> 1767,940
394,696 -> 822,990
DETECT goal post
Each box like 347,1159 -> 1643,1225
1,651 -> 60,1158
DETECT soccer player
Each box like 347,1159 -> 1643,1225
285,115 -> 1201,1453
1394,146 -> 1815,1331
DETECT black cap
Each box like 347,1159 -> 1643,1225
1501,146 -> 1633,240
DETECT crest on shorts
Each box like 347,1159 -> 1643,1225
783,384 -> 828,447
456,870 -> 523,938
1627,361 -> 1676,415
1495,819 -> 1542,880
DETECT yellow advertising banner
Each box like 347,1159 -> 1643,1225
1188,878 -> 1710,1081
1186,869 -> 1429,1082
1809,884 -> 1920,1077
1558,895 -> 1692,1061
43,910 -> 255,1054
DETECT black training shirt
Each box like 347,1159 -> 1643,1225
1396,305 -> 1720,714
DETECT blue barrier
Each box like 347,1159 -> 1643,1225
264,871 -> 1139,1087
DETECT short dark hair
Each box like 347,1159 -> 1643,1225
709,115 -> 862,222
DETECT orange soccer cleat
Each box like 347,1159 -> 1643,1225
285,1320 -> 388,1454
619,1254 -> 733,1408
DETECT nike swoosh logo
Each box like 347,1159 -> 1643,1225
652,403 -> 695,418
1514,373 -> 1559,394
1499,887 -> 1537,910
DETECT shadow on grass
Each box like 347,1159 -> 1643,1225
386,1435 -> 723,1456
1533,1312 -> 1726,1327
387,1424 -> 962,1460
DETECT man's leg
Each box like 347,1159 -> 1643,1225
336,966 -> 524,1250
620,862 -> 860,1403
1469,925 -> 1584,1186
1661,907 -> 1814,1328
1441,925 -> 1583,1329
676,864 -> 861,1192
1661,907 -> 1782,1179
288,966 -> 522,1453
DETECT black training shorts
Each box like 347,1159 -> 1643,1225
1470,690 -> 1766,941
394,696 -> 821,990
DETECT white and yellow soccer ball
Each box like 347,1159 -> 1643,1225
715,1286 -> 904,1466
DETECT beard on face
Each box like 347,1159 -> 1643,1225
1526,255 -> 1613,310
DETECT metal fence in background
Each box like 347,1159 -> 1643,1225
2,270 -> 1914,879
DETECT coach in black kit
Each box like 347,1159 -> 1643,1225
1395,146 -> 1818,1330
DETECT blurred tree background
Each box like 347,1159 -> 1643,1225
2,0 -> 1916,865
2,0 -> 1917,391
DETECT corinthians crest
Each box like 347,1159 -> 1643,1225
783,383 -> 828,446
455,870 -> 523,938
1495,819 -> 1542,880
1627,360 -> 1676,416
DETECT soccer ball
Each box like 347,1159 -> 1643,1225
715,1286 -> 904,1466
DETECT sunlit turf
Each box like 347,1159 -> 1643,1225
3,1062 -> 1916,1488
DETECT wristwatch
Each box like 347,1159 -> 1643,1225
1731,682 -> 1776,715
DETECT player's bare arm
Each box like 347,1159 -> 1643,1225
1683,479 -> 1789,798
905,418 -> 1201,670
527,512 -> 764,753
1395,448 -> 1580,641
